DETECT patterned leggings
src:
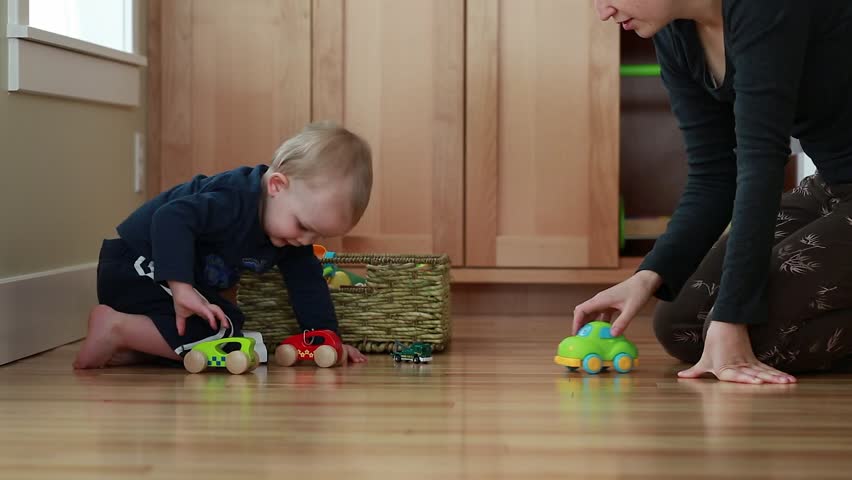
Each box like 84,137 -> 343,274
654,174 -> 852,373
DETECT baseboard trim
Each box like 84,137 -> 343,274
0,263 -> 97,365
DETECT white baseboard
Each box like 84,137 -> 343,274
0,263 -> 97,365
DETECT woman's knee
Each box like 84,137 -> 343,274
653,301 -> 704,364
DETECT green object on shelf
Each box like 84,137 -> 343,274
619,196 -> 625,251
620,64 -> 660,77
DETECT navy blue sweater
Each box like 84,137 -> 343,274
640,0 -> 852,325
116,165 -> 337,333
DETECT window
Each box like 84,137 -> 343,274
578,324 -> 593,337
6,0 -> 146,107
29,0 -> 134,53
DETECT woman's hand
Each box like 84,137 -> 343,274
573,270 -> 663,336
168,281 -> 229,336
678,321 -> 797,384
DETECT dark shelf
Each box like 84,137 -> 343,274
618,30 -> 685,256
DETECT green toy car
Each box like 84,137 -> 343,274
390,341 -> 432,364
554,321 -> 639,374
183,337 -> 260,375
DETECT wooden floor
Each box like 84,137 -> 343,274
2,315 -> 852,479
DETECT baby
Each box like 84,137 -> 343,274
74,121 -> 372,368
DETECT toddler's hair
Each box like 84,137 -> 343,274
271,121 -> 373,223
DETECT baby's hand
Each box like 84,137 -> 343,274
168,281 -> 229,336
340,344 -> 367,365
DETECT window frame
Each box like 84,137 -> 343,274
6,0 -> 147,107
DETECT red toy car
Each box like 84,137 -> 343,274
274,330 -> 346,368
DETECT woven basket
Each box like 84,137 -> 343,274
237,253 -> 451,354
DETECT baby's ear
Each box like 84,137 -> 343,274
267,172 -> 290,194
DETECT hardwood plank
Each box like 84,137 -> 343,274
160,0 -> 193,188
464,0 -> 499,266
159,0 -> 312,188
191,0 -> 311,175
339,1 -> 464,260
311,0 -> 344,123
586,1 -> 621,267
145,0 -> 162,199
310,0 -> 346,253
3,314 -> 852,479
430,0 -> 465,265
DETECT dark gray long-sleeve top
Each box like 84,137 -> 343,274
640,0 -> 852,324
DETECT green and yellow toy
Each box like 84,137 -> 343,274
313,244 -> 366,288
554,321 -> 639,374
183,337 -> 260,375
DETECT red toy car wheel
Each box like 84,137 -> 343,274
314,345 -> 338,368
275,344 -> 298,367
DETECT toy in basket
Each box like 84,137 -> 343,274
554,321 -> 639,374
238,247 -> 451,355
314,245 -> 366,288
274,329 -> 346,368
184,337 -> 260,374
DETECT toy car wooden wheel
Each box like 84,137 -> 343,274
226,350 -> 250,374
184,350 -> 208,374
248,352 -> 260,371
274,344 -> 298,367
313,345 -> 338,368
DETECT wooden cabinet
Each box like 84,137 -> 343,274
312,0 -> 465,265
152,0 -> 312,191
149,0 -> 632,283
466,0 -> 619,269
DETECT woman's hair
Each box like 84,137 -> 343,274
270,121 -> 373,223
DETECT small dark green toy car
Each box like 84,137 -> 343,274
183,337 -> 260,375
390,341 -> 433,364
554,321 -> 639,374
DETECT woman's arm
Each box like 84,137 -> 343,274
709,0 -> 810,325
638,27 -> 738,301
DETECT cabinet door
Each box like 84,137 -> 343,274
156,0 -> 312,189
466,0 -> 620,268
312,0 -> 464,264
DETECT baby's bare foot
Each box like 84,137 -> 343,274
73,305 -> 123,369
106,349 -> 152,367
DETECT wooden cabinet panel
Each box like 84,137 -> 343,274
466,0 -> 620,268
157,0 -> 312,189
312,0 -> 465,264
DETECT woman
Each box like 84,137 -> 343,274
576,0 -> 852,384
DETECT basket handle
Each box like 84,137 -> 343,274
323,253 -> 449,266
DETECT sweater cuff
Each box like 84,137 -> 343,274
708,288 -> 768,326
637,257 -> 680,302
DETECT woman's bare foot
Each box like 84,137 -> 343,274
73,305 -> 124,369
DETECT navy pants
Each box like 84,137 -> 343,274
96,238 -> 242,356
